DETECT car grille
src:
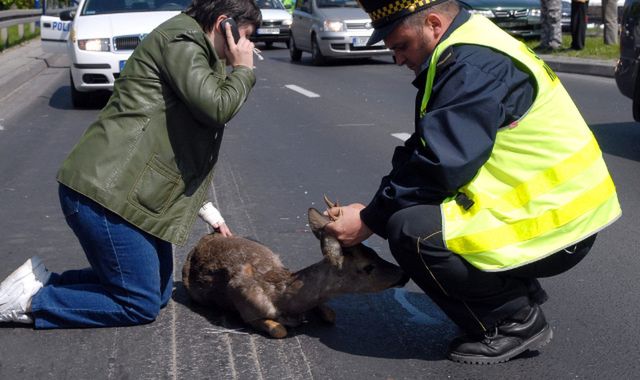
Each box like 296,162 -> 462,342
113,35 -> 142,51
492,9 -> 529,19
262,20 -> 283,27
345,21 -> 371,30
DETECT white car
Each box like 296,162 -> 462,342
250,0 -> 292,48
289,0 -> 391,65
41,0 -> 189,107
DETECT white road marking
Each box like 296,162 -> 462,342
285,84 -> 320,98
391,132 -> 411,141
337,123 -> 375,127
393,288 -> 444,325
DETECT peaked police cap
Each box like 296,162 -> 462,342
358,0 -> 449,46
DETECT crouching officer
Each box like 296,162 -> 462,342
324,0 -> 621,364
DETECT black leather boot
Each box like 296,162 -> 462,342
447,304 -> 553,364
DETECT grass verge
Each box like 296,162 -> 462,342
0,24 -> 41,52
521,29 -> 619,60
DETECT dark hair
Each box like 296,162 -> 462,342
185,0 -> 262,33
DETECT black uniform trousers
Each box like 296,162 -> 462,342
386,204 -> 596,336
571,1 -> 589,50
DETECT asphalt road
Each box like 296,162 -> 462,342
0,44 -> 639,379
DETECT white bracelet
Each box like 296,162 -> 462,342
198,202 -> 225,227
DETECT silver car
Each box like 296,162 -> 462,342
289,0 -> 391,64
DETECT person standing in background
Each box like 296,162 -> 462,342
602,0 -> 619,44
537,0 -> 564,52
571,0 -> 588,50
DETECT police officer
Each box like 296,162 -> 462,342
281,0 -> 294,13
325,0 -> 621,364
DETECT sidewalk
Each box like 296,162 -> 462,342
0,38 -> 619,100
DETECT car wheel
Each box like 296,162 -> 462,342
634,74 -> 640,122
311,36 -> 325,66
70,71 -> 91,108
289,35 -> 302,62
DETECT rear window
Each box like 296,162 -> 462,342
81,0 -> 191,15
256,0 -> 286,10
316,0 -> 359,8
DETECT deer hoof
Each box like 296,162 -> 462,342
316,305 -> 336,324
263,319 -> 288,338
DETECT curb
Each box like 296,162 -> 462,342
539,54 -> 616,78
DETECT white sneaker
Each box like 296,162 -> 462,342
0,256 -> 51,324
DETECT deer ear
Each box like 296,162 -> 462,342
308,208 -> 331,239
321,235 -> 344,269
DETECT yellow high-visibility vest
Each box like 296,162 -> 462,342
421,15 -> 621,271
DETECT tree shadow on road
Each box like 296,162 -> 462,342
172,280 -> 247,331
590,122 -> 640,162
294,290 -> 459,361
175,283 -> 460,361
173,282 -> 546,363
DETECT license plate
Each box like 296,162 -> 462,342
352,36 -> 382,47
352,36 -> 368,47
496,21 -> 527,28
257,28 -> 280,35
119,60 -> 127,71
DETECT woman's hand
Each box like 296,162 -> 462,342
214,222 -> 233,237
198,202 -> 233,237
223,22 -> 254,69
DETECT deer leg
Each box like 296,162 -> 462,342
249,319 -> 288,338
314,304 -> 336,324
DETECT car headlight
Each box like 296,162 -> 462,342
469,9 -> 494,18
323,20 -> 345,32
77,38 -> 110,52
282,18 -> 292,26
528,9 -> 541,17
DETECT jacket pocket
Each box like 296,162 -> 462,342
129,155 -> 183,215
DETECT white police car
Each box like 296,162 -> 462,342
41,0 -> 189,107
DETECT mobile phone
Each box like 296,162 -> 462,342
220,18 -> 240,45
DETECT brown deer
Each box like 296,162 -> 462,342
182,200 -> 408,338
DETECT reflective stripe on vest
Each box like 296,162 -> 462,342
423,15 -> 621,271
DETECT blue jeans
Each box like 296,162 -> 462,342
30,184 -> 173,329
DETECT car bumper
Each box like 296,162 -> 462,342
69,47 -> 132,92
316,31 -> 391,58
493,18 -> 541,38
251,29 -> 290,43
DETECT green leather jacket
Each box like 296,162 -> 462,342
57,13 -> 256,246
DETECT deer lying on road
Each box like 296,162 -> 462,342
182,200 -> 408,338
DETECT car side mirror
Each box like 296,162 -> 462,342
59,10 -> 75,21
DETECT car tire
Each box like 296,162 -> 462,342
70,71 -> 91,109
289,35 -> 302,62
311,36 -> 325,66
634,74 -> 640,122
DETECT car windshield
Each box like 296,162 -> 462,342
256,0 -> 286,10
82,0 -> 191,15
316,0 -> 360,8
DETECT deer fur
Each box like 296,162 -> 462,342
182,204 -> 407,338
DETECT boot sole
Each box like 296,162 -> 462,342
448,324 -> 553,365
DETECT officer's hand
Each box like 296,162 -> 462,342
324,203 -> 373,247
